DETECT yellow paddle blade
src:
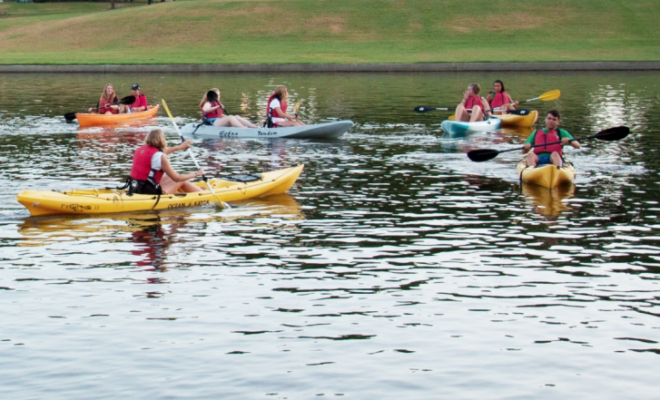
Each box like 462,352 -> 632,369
448,115 -> 456,121
161,99 -> 175,121
293,101 -> 301,113
538,90 -> 561,102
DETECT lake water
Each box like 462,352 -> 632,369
1,71 -> 659,399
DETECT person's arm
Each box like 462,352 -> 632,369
160,154 -> 204,183
202,101 -> 223,113
522,133 -> 535,153
561,131 -> 581,149
274,107 -> 297,121
165,139 -> 194,155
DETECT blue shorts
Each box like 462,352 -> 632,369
537,154 -> 551,165
537,154 -> 564,167
206,118 -> 218,123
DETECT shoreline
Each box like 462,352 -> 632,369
2,62 -> 660,73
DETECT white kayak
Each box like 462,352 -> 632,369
180,120 -> 353,139
441,117 -> 502,135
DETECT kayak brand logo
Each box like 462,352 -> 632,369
258,130 -> 278,136
167,200 -> 210,209
61,203 -> 93,212
216,131 -> 239,138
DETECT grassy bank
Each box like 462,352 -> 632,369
1,0 -> 659,64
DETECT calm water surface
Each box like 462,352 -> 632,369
1,72 -> 659,399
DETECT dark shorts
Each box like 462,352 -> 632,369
537,154 -> 551,165
129,178 -> 162,195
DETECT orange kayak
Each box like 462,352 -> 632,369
76,105 -> 159,127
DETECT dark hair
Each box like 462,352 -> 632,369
206,90 -> 218,103
494,80 -> 505,93
547,109 -> 561,119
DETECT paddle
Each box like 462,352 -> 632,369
447,109 -> 532,121
467,126 -> 630,162
293,101 -> 301,119
161,99 -> 229,210
64,95 -> 136,122
414,90 -> 561,114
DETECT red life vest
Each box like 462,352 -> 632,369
130,145 -> 164,184
489,91 -> 508,109
130,94 -> 147,110
464,95 -> 484,111
266,93 -> 287,118
201,101 -> 223,119
533,129 -> 563,156
99,96 -> 118,114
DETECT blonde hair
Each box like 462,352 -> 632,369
100,83 -> 117,105
199,88 -> 221,108
145,129 -> 167,152
273,85 -> 288,101
469,83 -> 481,95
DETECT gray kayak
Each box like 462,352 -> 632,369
180,120 -> 354,139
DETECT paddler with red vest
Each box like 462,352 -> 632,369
486,80 -> 518,114
88,83 -> 119,114
454,83 -> 492,122
129,129 -> 205,195
265,85 -> 305,127
199,88 -> 257,128
522,110 -> 580,167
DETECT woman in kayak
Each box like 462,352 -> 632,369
454,83 -> 492,122
266,85 -> 305,127
522,110 -> 580,167
200,88 -> 257,128
128,129 -> 206,195
486,80 -> 518,114
88,83 -> 119,114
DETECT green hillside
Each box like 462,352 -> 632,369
1,0 -> 659,64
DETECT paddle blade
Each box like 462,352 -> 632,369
538,90 -> 561,102
64,112 -> 77,122
467,149 -> 500,162
448,115 -> 456,121
119,95 -> 136,105
414,106 -> 436,112
594,126 -> 630,141
293,101 -> 301,114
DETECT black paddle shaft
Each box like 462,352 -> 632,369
467,126 -> 630,162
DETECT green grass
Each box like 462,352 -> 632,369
1,0 -> 659,64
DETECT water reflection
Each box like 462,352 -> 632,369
522,183 -> 575,218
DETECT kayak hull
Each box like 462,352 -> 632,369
496,110 -> 539,128
17,165 -> 303,216
181,120 -> 353,139
76,105 -> 159,127
517,159 -> 575,188
441,118 -> 501,135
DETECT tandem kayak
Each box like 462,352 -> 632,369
516,158 -> 575,188
17,164 -> 303,216
441,117 -> 501,135
496,110 -> 539,128
76,105 -> 160,127
180,120 -> 353,139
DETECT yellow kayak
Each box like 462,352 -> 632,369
76,105 -> 159,127
496,110 -> 538,128
517,158 -> 575,188
17,164 -> 303,216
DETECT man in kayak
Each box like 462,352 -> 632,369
455,83 -> 492,122
120,83 -> 148,113
523,110 -> 581,167
129,129 -> 205,195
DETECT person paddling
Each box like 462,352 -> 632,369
200,88 -> 257,128
120,83 -> 148,114
454,83 -> 491,122
128,129 -> 205,195
88,83 -> 119,114
522,110 -> 581,168
486,80 -> 518,114
265,85 -> 305,127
